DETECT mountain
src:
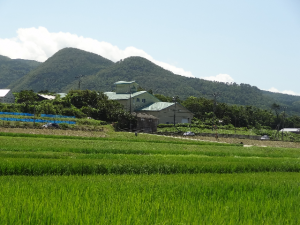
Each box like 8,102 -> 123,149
9,48 -> 114,92
0,55 -> 41,88
6,48 -> 300,115
80,57 -> 281,108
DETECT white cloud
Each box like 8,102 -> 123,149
201,74 -> 234,83
268,87 -> 300,96
0,27 -> 194,77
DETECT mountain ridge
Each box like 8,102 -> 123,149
2,47 -> 300,115
0,55 -> 41,88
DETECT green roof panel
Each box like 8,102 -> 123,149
104,91 -> 146,100
137,102 -> 174,111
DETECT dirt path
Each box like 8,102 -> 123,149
179,135 -> 300,148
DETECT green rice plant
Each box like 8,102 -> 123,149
0,154 -> 300,175
1,135 -> 300,159
0,131 -> 237,146
0,173 -> 300,224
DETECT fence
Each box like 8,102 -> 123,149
0,117 -> 76,124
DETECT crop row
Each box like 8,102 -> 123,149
0,173 -> 300,224
1,155 -> 300,175
0,132 -> 234,146
1,135 -> 300,158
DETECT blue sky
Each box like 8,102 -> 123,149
0,0 -> 299,95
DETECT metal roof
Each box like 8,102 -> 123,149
0,89 -> 10,97
37,94 -> 56,100
280,128 -> 300,133
104,91 -> 146,100
114,81 -> 136,85
137,102 -> 175,111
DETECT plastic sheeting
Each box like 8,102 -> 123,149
0,117 -> 76,124
0,112 -> 34,116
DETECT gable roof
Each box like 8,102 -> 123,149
37,94 -> 56,100
0,89 -> 11,97
104,91 -> 146,100
137,102 -> 175,111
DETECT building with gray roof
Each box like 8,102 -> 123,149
0,89 -> 15,103
105,81 -> 193,124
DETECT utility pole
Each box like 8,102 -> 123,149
211,92 -> 220,131
172,96 -> 178,127
129,84 -> 133,131
75,75 -> 84,90
33,101 -> 36,126
281,107 -> 287,141
235,116 -> 237,133
129,85 -> 132,114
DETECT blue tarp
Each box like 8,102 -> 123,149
0,112 -> 34,116
0,112 -> 75,119
0,117 -> 76,124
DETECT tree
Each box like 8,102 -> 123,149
271,103 -> 281,119
16,90 -> 38,103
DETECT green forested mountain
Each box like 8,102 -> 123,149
9,48 -> 114,92
6,48 -> 300,115
0,55 -> 41,88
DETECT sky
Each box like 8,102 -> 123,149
0,0 -> 299,95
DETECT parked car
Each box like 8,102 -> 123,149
183,131 -> 195,136
260,135 -> 270,140
42,123 -> 59,128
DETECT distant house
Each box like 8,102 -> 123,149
280,128 -> 300,134
0,89 -> 15,103
105,81 -> 193,124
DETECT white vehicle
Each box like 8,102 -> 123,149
183,131 -> 195,136
42,123 -> 59,128
260,135 -> 270,140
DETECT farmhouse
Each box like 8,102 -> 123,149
0,89 -> 15,103
105,81 -> 193,124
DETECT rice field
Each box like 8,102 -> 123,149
1,174 -> 300,224
1,129 -> 300,224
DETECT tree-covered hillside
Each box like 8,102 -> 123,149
0,55 -> 41,88
83,56 -> 297,113
6,48 -> 300,115
9,48 -> 114,92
